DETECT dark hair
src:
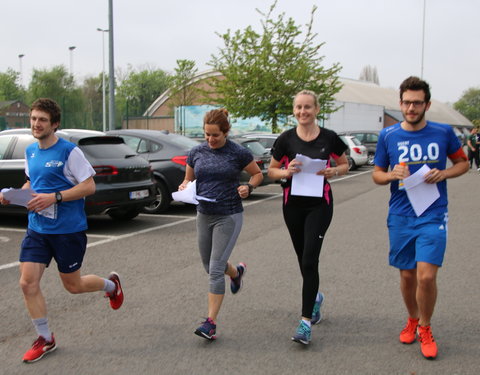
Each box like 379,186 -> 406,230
399,76 -> 431,103
203,108 -> 231,133
30,98 -> 62,125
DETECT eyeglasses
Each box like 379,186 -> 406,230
401,100 -> 425,108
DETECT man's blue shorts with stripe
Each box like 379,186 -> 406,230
387,212 -> 448,269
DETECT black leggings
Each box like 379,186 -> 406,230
283,199 -> 333,318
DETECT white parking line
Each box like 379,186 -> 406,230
0,170 -> 372,271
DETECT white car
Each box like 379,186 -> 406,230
340,135 -> 368,170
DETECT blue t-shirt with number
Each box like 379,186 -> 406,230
374,121 -> 461,216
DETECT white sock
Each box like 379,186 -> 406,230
33,317 -> 52,342
103,278 -> 116,293
302,319 -> 311,328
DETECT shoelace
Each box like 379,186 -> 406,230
418,327 -> 434,344
401,319 -> 418,334
31,337 -> 47,349
297,323 -> 310,336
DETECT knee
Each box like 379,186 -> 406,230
209,270 -> 225,294
417,272 -> 436,288
63,281 -> 82,294
19,277 -> 40,296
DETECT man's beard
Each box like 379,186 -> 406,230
403,109 -> 426,126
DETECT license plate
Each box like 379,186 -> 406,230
129,189 -> 149,200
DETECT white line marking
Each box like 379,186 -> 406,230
0,261 -> 19,270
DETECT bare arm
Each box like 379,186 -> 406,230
423,157 -> 469,184
237,160 -> 263,199
317,154 -> 349,179
27,176 -> 95,213
178,165 -> 195,191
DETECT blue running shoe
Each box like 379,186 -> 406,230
291,320 -> 311,345
230,263 -> 246,294
194,318 -> 216,340
311,292 -> 325,325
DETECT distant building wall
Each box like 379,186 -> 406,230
122,116 -> 174,132
0,101 -> 30,130
324,101 -> 385,132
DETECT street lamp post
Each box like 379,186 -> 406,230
97,28 -> 109,132
68,46 -> 76,77
18,54 -> 25,87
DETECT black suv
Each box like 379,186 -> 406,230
0,129 -> 156,220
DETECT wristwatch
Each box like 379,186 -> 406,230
55,191 -> 63,203
246,183 -> 254,194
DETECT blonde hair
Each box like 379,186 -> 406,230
293,90 -> 320,108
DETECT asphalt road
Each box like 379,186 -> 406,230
1,167 -> 479,375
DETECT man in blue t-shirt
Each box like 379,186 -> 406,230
0,98 -> 124,363
373,77 -> 468,360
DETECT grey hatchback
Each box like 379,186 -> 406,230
107,129 -> 200,213
0,129 -> 156,220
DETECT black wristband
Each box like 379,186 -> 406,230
55,191 -> 63,203
246,183 -> 254,194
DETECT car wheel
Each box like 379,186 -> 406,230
142,179 -> 171,214
108,208 -> 140,221
367,153 -> 375,166
347,156 -> 355,171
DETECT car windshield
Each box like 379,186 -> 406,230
166,134 -> 199,149
240,140 -> 267,156
349,137 -> 362,146
77,137 -> 137,158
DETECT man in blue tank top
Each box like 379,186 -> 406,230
373,77 -> 468,360
0,98 -> 124,363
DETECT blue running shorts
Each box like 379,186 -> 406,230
20,229 -> 87,273
387,212 -> 448,269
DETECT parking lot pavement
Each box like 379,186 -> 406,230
1,168 -> 479,374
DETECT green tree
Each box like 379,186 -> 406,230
169,59 -> 198,110
116,66 -> 170,123
208,1 -> 342,133
454,87 -> 480,122
0,68 -> 26,101
82,75 -> 103,130
27,65 -> 85,128
169,60 -> 199,134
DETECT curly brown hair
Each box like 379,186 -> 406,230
203,108 -> 231,133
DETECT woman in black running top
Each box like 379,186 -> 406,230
267,90 -> 349,345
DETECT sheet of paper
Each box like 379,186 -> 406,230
171,181 -> 199,205
1,188 -> 56,219
290,154 -> 328,198
1,188 -> 36,207
403,164 -> 440,216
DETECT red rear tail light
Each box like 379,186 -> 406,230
93,165 -> 119,175
172,155 -> 188,166
352,147 -> 362,154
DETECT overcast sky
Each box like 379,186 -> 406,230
2,0 -> 479,104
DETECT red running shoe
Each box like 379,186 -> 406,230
23,334 -> 56,363
105,272 -> 124,310
418,325 -> 438,359
399,317 -> 419,344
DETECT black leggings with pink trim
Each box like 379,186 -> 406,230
282,198 -> 333,319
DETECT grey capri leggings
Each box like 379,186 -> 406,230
196,211 -> 243,294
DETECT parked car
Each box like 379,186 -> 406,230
0,129 -> 156,220
229,136 -> 273,185
339,135 -> 368,170
338,130 -> 379,165
107,129 -> 200,213
239,133 -> 280,153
